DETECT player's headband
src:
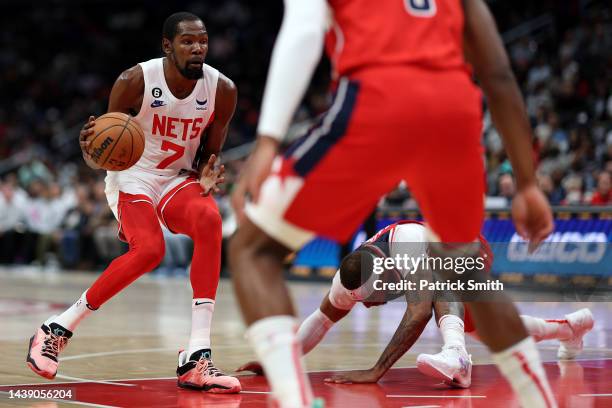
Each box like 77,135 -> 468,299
347,244 -> 386,301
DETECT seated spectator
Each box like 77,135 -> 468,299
561,174 -> 585,205
590,171 -> 611,205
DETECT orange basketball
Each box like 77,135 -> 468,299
87,112 -> 145,171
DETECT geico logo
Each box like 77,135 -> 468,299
91,137 -> 114,161
507,232 -> 608,263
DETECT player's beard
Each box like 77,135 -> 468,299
174,55 -> 203,80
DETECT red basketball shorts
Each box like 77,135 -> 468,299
246,66 -> 485,250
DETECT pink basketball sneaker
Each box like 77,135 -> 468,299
177,349 -> 241,393
26,320 -> 72,379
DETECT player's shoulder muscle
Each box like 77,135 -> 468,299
108,65 -> 144,115
214,72 -> 238,122
216,73 -> 237,105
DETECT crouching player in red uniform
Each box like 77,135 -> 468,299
237,221 -> 594,388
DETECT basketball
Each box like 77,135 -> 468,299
87,112 -> 145,171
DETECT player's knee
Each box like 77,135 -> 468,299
134,235 -> 165,268
228,220 -> 290,275
192,204 -> 222,235
413,305 -> 433,324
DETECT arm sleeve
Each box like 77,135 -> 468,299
328,270 -> 358,310
296,308 -> 334,354
256,0 -> 328,140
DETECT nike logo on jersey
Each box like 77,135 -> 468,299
196,99 -> 208,111
151,100 -> 166,108
194,301 -> 214,306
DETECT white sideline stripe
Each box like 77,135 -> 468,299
60,344 -> 251,361
401,405 -> 441,408
578,394 -> 612,397
55,374 -> 135,387
60,347 -> 176,361
0,377 -> 176,388
0,391 -> 118,408
388,395 -> 486,399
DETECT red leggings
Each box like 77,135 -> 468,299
86,183 -> 222,309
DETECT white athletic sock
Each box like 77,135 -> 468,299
493,337 -> 557,408
246,316 -> 313,408
52,291 -> 95,332
521,315 -> 573,342
188,298 -> 214,357
438,314 -> 466,350
297,308 -> 334,355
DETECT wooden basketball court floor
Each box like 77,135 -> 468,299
1,267 -> 611,407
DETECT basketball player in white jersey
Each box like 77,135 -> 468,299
26,12 -> 241,393
237,221 -> 594,388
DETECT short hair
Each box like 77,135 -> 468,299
339,249 -> 375,290
163,12 -> 203,40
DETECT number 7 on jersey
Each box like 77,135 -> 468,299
156,140 -> 185,169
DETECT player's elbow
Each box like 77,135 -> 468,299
477,65 -> 517,94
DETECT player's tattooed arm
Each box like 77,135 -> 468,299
324,301 -> 433,384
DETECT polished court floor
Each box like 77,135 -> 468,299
1,267 -> 611,407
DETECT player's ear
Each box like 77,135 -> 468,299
161,38 -> 173,55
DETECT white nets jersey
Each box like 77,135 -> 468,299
113,57 -> 219,178
103,58 -> 219,221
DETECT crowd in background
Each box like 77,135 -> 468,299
0,0 -> 610,270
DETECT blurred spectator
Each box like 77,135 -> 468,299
561,174 -> 584,205
590,171 -> 611,205
0,179 -> 27,263
537,172 -> 565,205
153,228 -> 193,278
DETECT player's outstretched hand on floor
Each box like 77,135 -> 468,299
236,361 -> 264,376
199,154 -> 225,196
324,369 -> 382,384
511,183 -> 554,252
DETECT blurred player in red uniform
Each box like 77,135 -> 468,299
26,12 -> 240,393
230,0 -> 555,406
236,221 -> 593,388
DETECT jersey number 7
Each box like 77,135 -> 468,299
157,140 -> 185,169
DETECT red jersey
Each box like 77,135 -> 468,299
325,0 -> 468,77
